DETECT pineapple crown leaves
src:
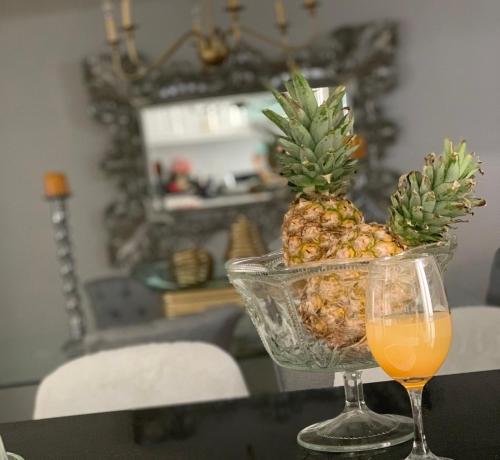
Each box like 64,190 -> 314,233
389,139 -> 486,246
262,72 -> 358,197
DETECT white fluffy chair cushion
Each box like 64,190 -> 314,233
34,342 -> 249,420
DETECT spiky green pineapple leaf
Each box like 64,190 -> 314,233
284,80 -> 298,101
270,88 -> 311,128
389,139 -> 485,246
263,71 -> 357,198
290,72 -> 318,120
262,109 -> 291,137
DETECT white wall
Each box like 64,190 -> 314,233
0,0 -> 498,383
318,0 -> 500,306
0,1 -> 115,382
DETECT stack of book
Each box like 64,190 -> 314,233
163,284 -> 243,317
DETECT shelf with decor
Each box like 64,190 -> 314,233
143,128 -> 260,148
147,188 -> 290,217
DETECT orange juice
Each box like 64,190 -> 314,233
366,311 -> 452,389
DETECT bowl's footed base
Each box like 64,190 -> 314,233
297,409 -> 413,453
405,455 -> 452,460
6,454 -> 24,460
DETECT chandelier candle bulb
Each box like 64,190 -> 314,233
274,0 -> 287,28
304,0 -> 317,15
227,0 -> 241,10
121,0 -> 132,28
102,1 -> 119,44
191,3 -> 202,34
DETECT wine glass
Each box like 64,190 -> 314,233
365,255 -> 453,460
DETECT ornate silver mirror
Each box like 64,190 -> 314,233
83,21 -> 399,268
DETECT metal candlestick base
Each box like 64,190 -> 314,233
47,196 -> 86,349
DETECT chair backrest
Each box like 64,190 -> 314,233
84,305 -> 242,353
273,364 -> 389,392
34,342 -> 249,419
274,306 -> 500,392
85,277 -> 164,329
486,249 -> 500,305
439,306 -> 500,375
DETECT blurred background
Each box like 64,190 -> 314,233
0,0 -> 498,422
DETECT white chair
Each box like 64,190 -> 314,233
343,306 -> 500,383
274,363 -> 389,392
33,342 -> 249,419
275,306 -> 500,391
439,306 -> 500,375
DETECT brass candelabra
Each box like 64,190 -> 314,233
101,0 -> 320,81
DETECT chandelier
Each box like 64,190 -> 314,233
101,0 -> 320,81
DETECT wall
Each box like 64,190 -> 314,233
318,0 -> 500,306
0,0 -> 498,385
0,1 -> 114,382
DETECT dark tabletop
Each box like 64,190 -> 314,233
1,370 -> 499,460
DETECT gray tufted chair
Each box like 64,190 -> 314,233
83,277 -> 242,353
85,277 -> 164,329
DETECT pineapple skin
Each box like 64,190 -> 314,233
282,196 -> 364,266
281,196 -> 405,351
295,222 -> 405,350
300,270 -> 367,350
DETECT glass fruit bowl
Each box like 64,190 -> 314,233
226,237 -> 456,453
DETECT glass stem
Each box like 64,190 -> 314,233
342,371 -> 367,412
408,388 -> 430,456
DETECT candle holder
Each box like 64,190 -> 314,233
44,173 -> 86,356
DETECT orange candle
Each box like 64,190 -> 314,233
44,172 -> 70,198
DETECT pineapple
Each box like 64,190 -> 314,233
300,139 -> 485,349
264,72 -> 486,350
262,73 -> 365,266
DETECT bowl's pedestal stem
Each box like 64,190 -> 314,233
297,370 -> 414,452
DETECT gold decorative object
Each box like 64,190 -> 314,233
226,215 -> 266,260
172,248 -> 213,288
100,0 -> 320,80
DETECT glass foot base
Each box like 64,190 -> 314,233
405,455 -> 452,460
7,454 -> 24,460
297,409 -> 413,453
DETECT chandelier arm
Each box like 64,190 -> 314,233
239,24 -> 291,50
146,30 -> 201,74
110,30 -> 199,82
110,44 -> 132,80
239,24 -> 311,52
123,27 -> 141,66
